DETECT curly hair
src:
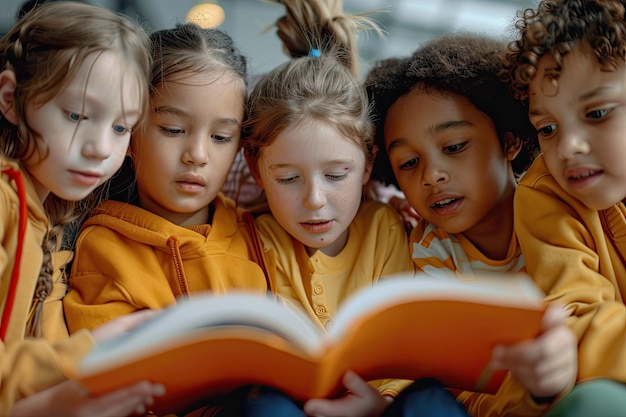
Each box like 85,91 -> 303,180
365,33 -> 538,187
503,0 -> 626,100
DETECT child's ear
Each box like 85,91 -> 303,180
503,133 -> 522,161
0,70 -> 18,125
243,149 -> 264,189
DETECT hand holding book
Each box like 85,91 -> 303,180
71,273 -> 546,415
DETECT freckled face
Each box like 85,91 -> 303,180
528,47 -> 626,210
256,119 -> 371,256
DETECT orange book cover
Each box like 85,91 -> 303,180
72,274 -> 547,415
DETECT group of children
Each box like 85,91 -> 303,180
0,0 -> 625,416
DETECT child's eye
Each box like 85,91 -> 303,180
160,126 -> 184,136
276,176 -> 298,184
399,158 -> 418,170
586,109 -> 609,120
537,124 -> 557,137
112,125 -> 131,135
68,111 -> 84,122
211,134 -> 233,143
326,173 -> 348,181
443,141 -> 467,153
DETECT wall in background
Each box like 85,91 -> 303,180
1,0 -> 537,77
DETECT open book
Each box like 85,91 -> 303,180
73,273 -> 546,415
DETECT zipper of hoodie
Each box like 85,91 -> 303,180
167,236 -> 189,296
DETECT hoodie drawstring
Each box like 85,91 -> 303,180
1,168 -> 28,341
167,236 -> 190,297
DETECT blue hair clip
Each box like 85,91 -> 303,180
308,48 -> 321,58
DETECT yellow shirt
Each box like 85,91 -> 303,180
256,200 -> 414,397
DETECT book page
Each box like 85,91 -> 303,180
329,272 -> 544,339
79,291 -> 324,372
320,273 -> 546,394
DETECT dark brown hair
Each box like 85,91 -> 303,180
365,33 -> 539,186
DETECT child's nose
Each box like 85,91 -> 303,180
421,161 -> 449,188
557,129 -> 590,160
303,179 -> 326,209
82,127 -> 115,160
183,137 -> 209,166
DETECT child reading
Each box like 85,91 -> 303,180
241,1 -> 469,416
365,33 -> 578,416
503,0 -> 626,414
63,23 -> 270,332
0,2 -> 164,415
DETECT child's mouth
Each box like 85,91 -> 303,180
432,197 -> 458,208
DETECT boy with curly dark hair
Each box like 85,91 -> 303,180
502,0 -> 626,414
365,33 -> 581,417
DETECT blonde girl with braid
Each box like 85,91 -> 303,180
0,2 -> 166,415
240,1 -> 469,416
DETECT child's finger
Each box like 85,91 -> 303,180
541,304 -> 569,331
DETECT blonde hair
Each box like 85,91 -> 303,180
271,0 -> 380,74
244,0 -> 380,170
0,1 -> 151,337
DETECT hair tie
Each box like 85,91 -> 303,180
308,48 -> 321,57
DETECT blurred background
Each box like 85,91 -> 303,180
0,0 -> 537,77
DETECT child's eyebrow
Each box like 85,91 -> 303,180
216,117 -> 241,127
530,86 -> 616,119
387,137 -> 408,151
429,120 -> 472,135
153,106 -> 241,126
268,159 -> 354,170
578,86 -> 614,102
387,120 -> 473,149
153,105 -> 185,116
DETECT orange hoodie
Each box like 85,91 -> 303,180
0,156 -> 93,414
64,193 -> 270,333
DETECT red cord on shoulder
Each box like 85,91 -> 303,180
1,167 -> 28,341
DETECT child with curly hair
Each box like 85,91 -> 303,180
365,33 -> 579,416
503,0 -> 626,414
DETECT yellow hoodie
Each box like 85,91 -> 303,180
0,155 -> 93,414
515,155 -> 626,384
461,155 -> 626,416
64,194 -> 270,333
